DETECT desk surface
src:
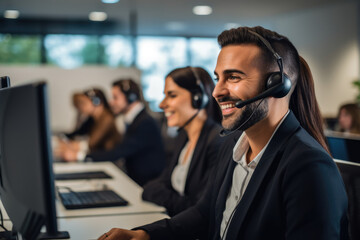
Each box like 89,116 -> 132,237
1,162 -> 165,220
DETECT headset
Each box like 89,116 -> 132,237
176,67 -> 210,132
118,80 -> 138,104
220,29 -> 292,137
235,30 -> 292,109
189,67 -> 209,109
85,89 -> 101,106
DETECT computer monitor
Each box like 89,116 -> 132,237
0,82 -> 69,239
326,133 -> 360,163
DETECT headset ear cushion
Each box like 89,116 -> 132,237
266,72 -> 282,89
92,97 -> 101,106
127,93 -> 137,104
266,72 -> 292,98
192,92 -> 203,109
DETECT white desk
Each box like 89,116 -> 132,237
1,162 -> 165,220
3,213 -> 169,239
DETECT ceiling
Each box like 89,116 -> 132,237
0,0 -> 348,37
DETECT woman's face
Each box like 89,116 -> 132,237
77,94 -> 95,115
159,76 -> 198,127
339,108 -> 352,131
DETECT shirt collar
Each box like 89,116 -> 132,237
232,110 -> 290,167
124,102 -> 144,124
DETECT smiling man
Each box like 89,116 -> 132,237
98,26 -> 348,240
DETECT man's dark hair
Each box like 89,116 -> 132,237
112,78 -> 143,104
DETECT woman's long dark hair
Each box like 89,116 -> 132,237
218,26 -> 329,153
166,66 -> 222,123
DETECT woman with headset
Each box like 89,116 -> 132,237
142,66 -> 224,216
54,88 -> 122,161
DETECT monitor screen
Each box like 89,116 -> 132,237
0,82 -> 69,239
326,134 -> 360,163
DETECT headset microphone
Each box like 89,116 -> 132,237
235,89 -> 272,109
219,98 -> 264,137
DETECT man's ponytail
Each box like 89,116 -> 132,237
290,56 -> 330,154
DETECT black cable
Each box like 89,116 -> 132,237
0,207 -> 8,231
56,185 -> 76,194
220,203 -> 240,240
0,207 -> 10,233
220,167 -> 250,240
176,109 -> 200,133
0,223 -> 9,232
0,207 -> 3,226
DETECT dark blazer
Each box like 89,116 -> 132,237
65,117 -> 94,140
87,109 -> 166,186
138,111 -> 349,240
142,118 -> 224,216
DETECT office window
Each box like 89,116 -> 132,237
0,34 -> 41,64
45,34 -> 102,69
100,35 -> 134,67
136,36 -> 187,111
189,38 -> 219,76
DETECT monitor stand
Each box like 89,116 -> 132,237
0,230 -> 17,240
38,230 -> 70,239
0,228 -> 69,240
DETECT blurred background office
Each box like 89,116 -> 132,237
0,0 -> 359,135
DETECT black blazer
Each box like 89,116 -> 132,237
87,109 -> 166,186
138,111 -> 349,240
142,118 -> 224,216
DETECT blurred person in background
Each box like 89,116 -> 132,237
87,79 -> 166,186
54,88 -> 121,161
337,103 -> 360,134
64,92 -> 93,139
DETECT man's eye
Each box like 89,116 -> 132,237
229,75 -> 240,80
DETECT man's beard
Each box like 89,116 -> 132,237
222,98 -> 268,131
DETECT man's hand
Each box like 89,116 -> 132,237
97,229 -> 150,240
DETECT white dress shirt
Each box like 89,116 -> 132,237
115,102 -> 144,134
171,142 -> 194,196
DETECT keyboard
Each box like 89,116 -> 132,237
59,190 -> 128,209
55,171 -> 112,181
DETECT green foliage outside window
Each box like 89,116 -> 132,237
352,79 -> 360,103
0,34 -> 41,64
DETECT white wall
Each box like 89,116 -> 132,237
0,65 -> 141,131
268,1 -> 359,117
